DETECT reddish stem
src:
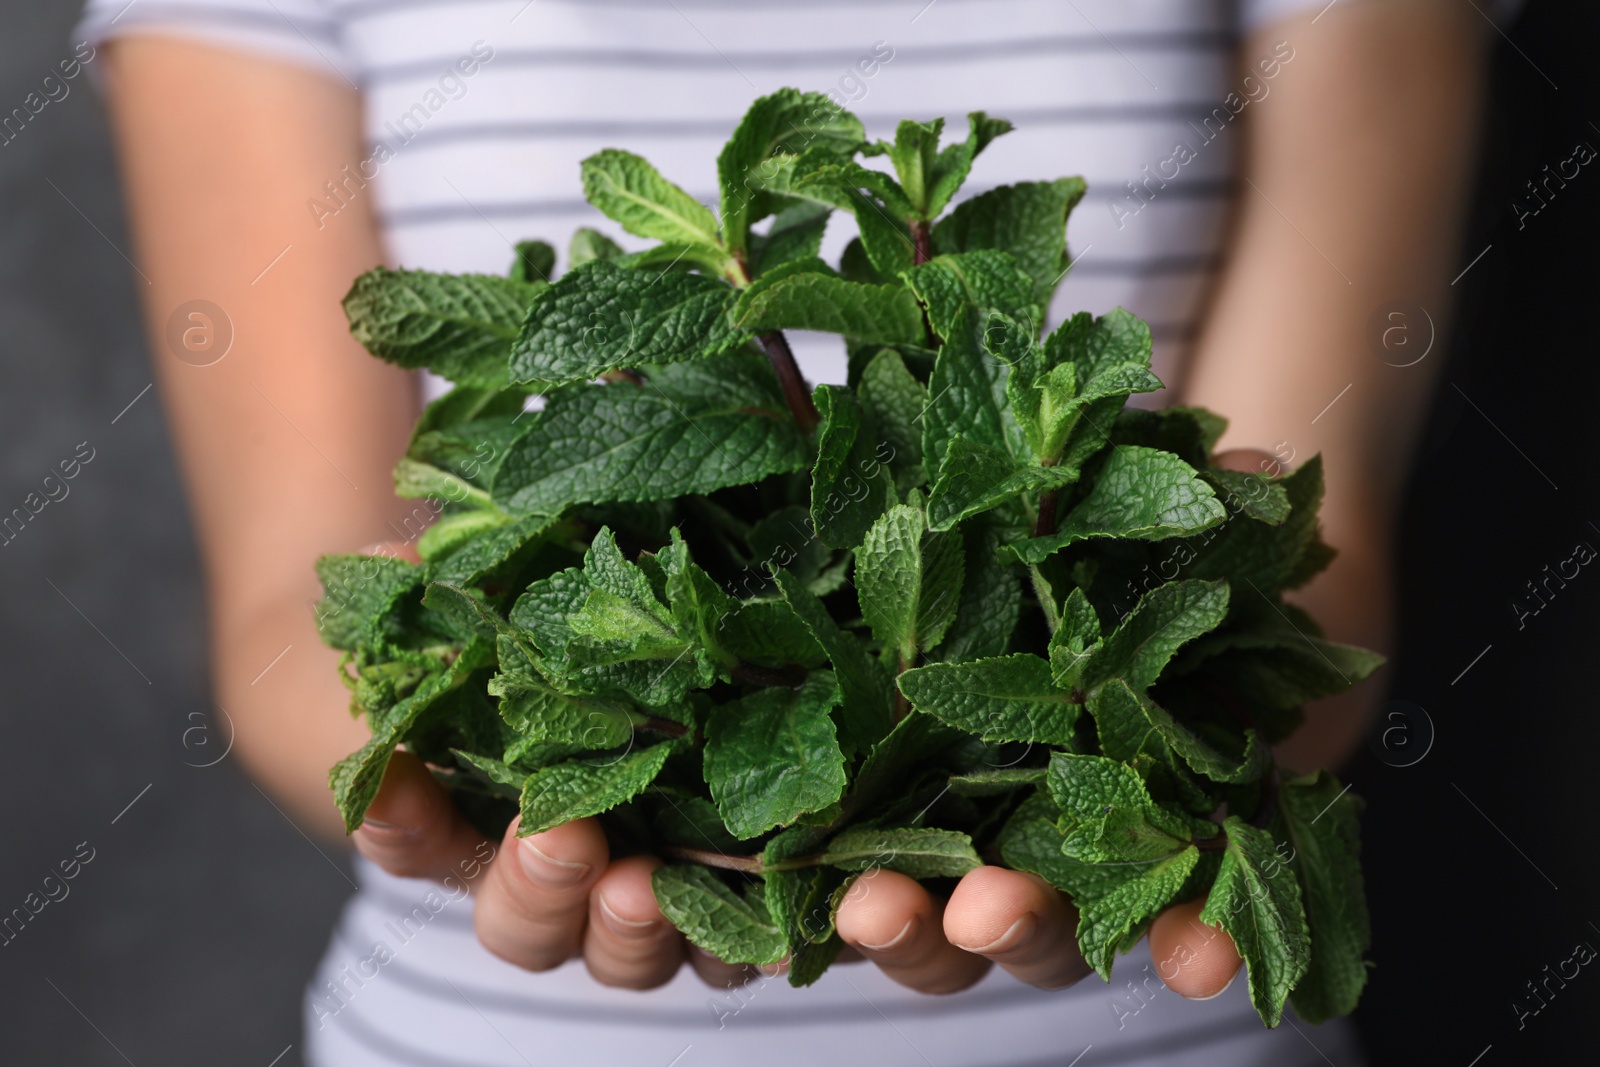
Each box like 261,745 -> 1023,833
757,331 -> 820,433
909,218 -> 933,266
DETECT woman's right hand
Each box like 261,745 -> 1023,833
354,750 -> 759,991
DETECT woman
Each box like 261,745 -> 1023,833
79,0 -> 1490,1062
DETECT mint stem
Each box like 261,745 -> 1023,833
665,846 -> 764,873
757,331 -> 820,432
910,218 -> 932,266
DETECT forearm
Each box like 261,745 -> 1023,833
102,37 -> 418,837
1180,1 -> 1485,770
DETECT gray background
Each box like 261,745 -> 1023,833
0,4 -> 349,1064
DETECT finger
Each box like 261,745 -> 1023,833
353,750 -> 489,883
835,869 -> 990,994
580,854 -> 685,990
1211,447 -> 1281,477
473,816 -> 609,972
687,946 -> 760,990
943,867 -> 1091,990
1146,899 -> 1244,999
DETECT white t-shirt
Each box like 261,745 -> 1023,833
76,1 -> 1436,1063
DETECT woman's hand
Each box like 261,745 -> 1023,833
833,866 -> 1244,996
355,751 -> 761,991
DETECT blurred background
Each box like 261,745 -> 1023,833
0,1 -> 1594,1063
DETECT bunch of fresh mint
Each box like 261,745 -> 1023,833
316,89 -> 1379,1027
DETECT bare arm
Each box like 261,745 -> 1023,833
1181,0 -> 1486,771
102,36 -> 418,838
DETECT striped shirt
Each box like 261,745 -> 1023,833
79,1 -> 1389,1063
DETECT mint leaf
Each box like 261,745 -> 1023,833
343,268 -> 539,388
511,240 -> 555,284
569,227 -> 623,268
774,569 -> 895,753
1008,447 -> 1228,564
1200,817 -> 1312,1028
717,88 -> 864,253
315,553 -> 422,652
750,202 -> 831,276
925,112 -> 1014,218
1205,469 -> 1291,525
810,385 -> 894,549
1082,579 -> 1230,694
856,503 -> 964,663
493,351 -> 810,515
933,526 -> 1021,662
652,864 -> 788,966
1278,771 -> 1370,1023
999,791 -> 1202,979
734,270 -> 926,345
509,261 -> 744,388
934,178 -> 1087,307
1097,680 -> 1268,784
903,250 -> 1038,342
581,148 -> 724,252
927,436 -> 1076,531
518,741 -> 677,834
817,827 -> 981,879
884,117 -> 942,217
1048,586 -> 1104,691
922,307 -> 1026,476
704,672 -> 847,839
1047,753 -> 1217,863
857,349 -> 927,492
899,654 -> 1078,745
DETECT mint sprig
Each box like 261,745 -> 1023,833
321,91 -> 1379,1026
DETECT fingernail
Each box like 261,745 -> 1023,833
518,838 -> 591,888
859,916 -> 918,952
963,913 -> 1036,956
359,817 -> 397,831
597,893 -> 659,937
1186,966 -> 1241,1002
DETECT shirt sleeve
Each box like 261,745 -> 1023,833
1239,0 -> 1526,32
74,0 -> 355,84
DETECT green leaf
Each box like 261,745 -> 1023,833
1047,753 -> 1216,863
511,240 -> 555,284
1177,456 -> 1330,596
581,148 -> 724,252
329,637 -> 493,832
947,766 -> 1045,796
704,672 -> 847,839
1008,447 -> 1228,564
883,118 -> 943,217
1278,771 -> 1370,1023
493,350 -> 811,515
417,509 -> 510,563
922,307 -> 1025,477
652,864 -> 788,966
343,268 -> 540,388
1097,680 -> 1268,784
933,526 -> 1021,662
933,178 -> 1087,307
568,227 -> 624,268
999,792 -> 1202,979
763,829 -> 848,985
817,827 -> 981,879
1205,469 -> 1291,525
857,349 -> 927,492
424,513 -> 556,588
774,569 -> 895,753
509,261 -> 744,389
734,270 -> 926,345
810,385 -> 895,549
856,503 -> 965,662
1200,817 -> 1311,1028
750,202 -> 831,277
518,741 -> 677,834
927,436 -> 1077,531
493,673 -> 635,750
925,111 -> 1014,218
1082,579 -> 1230,693
314,554 -> 423,652
898,654 -> 1079,745
717,88 -> 864,253
393,456 -> 496,509
903,251 -> 1039,342
1048,587 -> 1104,691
